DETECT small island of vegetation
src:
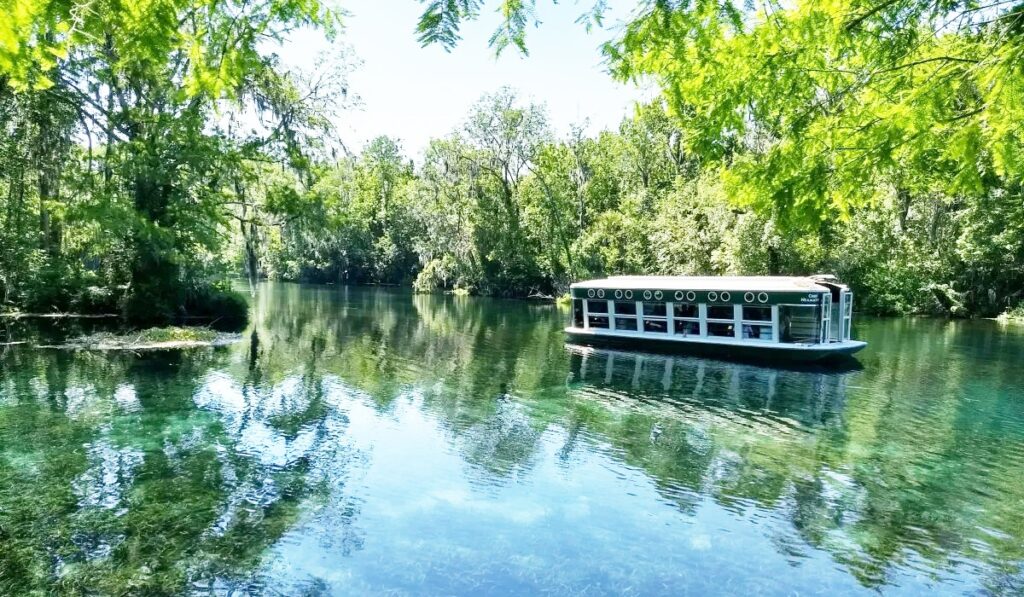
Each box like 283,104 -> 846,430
37,326 -> 242,351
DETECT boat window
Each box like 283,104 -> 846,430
707,322 -> 735,337
673,303 -> 698,318
779,305 -> 821,343
642,302 -> 667,317
707,305 -> 734,320
674,320 -> 700,336
587,300 -> 608,314
588,315 -> 610,329
742,323 -> 773,341
829,299 -> 842,342
643,319 -> 668,333
640,302 -> 668,334
613,301 -> 637,315
614,317 -> 638,331
573,300 -> 584,327
742,305 -> 772,322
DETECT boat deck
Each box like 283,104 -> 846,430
565,326 -> 867,362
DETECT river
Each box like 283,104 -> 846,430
1,283 -> 1023,595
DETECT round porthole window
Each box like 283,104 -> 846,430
614,290 -> 623,299
721,291 -> 731,302
675,291 -> 685,301
686,291 -> 697,302
758,292 -> 769,303
597,289 -> 605,298
744,292 -> 755,303
624,290 -> 633,299
654,291 -> 663,300
708,291 -> 718,302
588,289 -> 596,298
643,290 -> 652,300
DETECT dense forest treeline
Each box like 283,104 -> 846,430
250,90 -> 1024,318
1,0 -> 1023,319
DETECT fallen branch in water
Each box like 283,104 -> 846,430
0,312 -> 119,320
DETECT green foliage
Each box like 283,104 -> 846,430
997,305 -> 1024,323
135,326 -> 218,343
415,0 -> 608,55
411,0 -> 1024,315
0,0 -> 339,92
602,0 -> 1024,227
4,0 -> 1024,319
183,284 -> 250,326
0,0 -> 347,324
243,92 -> 1023,316
259,136 -> 420,286
59,326 -> 221,349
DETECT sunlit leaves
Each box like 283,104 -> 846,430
416,0 -> 608,54
416,0 -> 547,55
0,0 -> 339,97
416,0 -> 484,49
0,0 -> 344,319
603,0 -> 1024,226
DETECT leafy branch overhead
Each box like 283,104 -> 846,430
416,0 -> 1024,226
0,0 -> 340,94
415,0 -> 609,54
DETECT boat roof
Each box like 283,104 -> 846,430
571,276 -> 834,292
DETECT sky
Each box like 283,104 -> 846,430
280,0 -> 654,159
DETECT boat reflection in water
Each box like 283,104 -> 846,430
565,343 -> 861,430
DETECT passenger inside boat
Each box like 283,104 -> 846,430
780,313 -> 793,343
779,306 -> 820,343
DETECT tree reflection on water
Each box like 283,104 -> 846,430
2,284 -> 1023,594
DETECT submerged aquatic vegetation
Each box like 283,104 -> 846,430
4,285 -> 1024,594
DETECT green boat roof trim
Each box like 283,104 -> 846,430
569,275 -> 850,305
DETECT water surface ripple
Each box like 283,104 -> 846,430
2,284 -> 1023,595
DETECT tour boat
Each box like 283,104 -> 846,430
565,275 -> 866,362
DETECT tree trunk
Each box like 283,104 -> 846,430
235,176 -> 259,297
897,187 -> 911,233
126,163 -> 182,322
245,219 -> 259,297
38,165 -> 61,257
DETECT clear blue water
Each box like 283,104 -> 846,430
2,284 -> 1024,595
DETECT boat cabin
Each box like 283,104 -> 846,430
565,275 -> 866,361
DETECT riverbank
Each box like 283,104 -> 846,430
997,307 -> 1024,324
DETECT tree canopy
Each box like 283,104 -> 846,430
0,0 -> 344,321
0,0 -> 338,92
1,0 -> 1022,319
415,0 -> 1024,225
